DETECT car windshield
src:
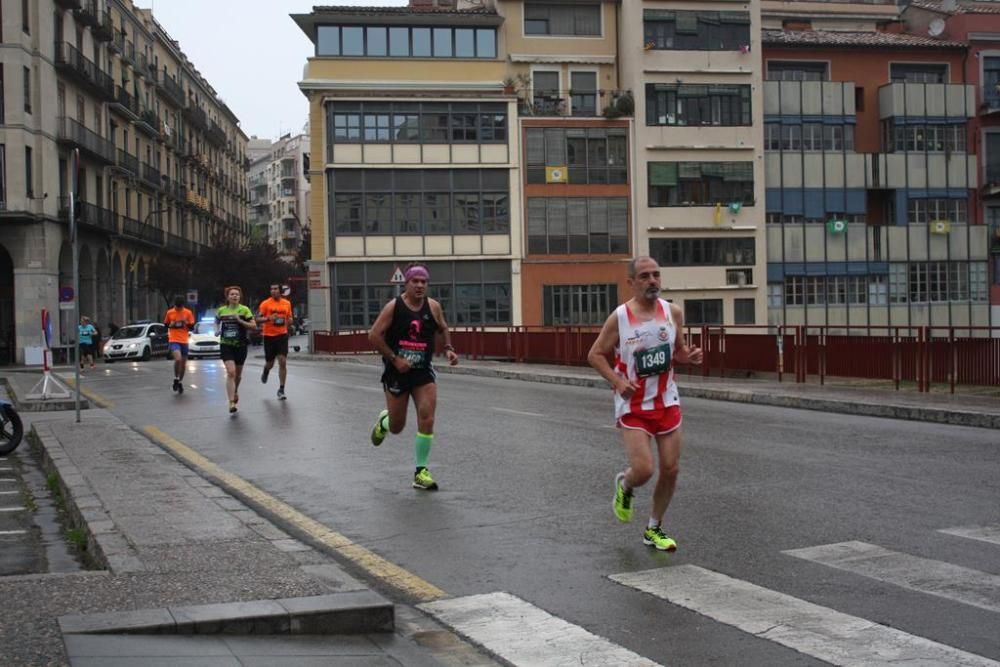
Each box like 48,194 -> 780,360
113,326 -> 145,339
193,322 -> 216,335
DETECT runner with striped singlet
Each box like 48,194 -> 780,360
587,256 -> 703,551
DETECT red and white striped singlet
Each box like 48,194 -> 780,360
613,299 -> 680,421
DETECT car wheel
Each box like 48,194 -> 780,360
141,346 -> 151,362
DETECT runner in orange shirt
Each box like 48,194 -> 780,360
163,295 -> 195,394
257,284 -> 293,400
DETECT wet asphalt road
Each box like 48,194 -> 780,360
74,351 -> 1000,665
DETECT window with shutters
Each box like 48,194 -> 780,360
526,197 -> 628,255
525,127 -> 627,185
648,162 -> 754,207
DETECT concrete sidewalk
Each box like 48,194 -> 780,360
291,352 -> 1000,430
0,374 -> 498,666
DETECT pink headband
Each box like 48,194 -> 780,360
404,266 -> 429,282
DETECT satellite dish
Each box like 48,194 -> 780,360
928,18 -> 946,37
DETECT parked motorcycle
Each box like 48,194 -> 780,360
0,400 -> 24,455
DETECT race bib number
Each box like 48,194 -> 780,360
170,320 -> 186,329
220,318 -> 241,340
273,317 -> 285,326
635,343 -> 671,378
397,347 -> 428,369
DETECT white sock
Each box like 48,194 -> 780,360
647,518 -> 660,529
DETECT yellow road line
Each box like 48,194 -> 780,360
142,425 -> 447,602
58,376 -> 114,409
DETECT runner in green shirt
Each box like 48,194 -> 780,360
215,286 -> 257,415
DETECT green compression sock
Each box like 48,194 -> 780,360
415,432 -> 433,469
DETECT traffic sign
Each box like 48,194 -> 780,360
186,289 -> 198,304
59,300 -> 75,311
59,286 -> 74,302
389,266 -> 405,284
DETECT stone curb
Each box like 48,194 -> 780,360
304,354 -> 1000,430
58,590 -> 394,636
28,423 -> 142,573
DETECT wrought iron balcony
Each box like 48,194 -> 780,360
206,121 -> 227,148
93,10 -> 114,42
982,89 -> 1000,116
58,198 -> 118,235
110,85 -> 140,119
116,148 -> 139,175
183,104 -> 208,131
73,0 -> 99,28
56,117 -> 115,164
110,29 -> 124,53
518,89 -> 633,118
136,109 -> 160,137
121,215 -> 164,247
140,163 -> 162,189
54,0 -> 82,9
157,71 -> 186,108
54,42 -> 114,100
165,233 -> 196,257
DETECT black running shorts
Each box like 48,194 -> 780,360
263,334 -> 288,362
381,365 -> 436,397
220,344 -> 248,366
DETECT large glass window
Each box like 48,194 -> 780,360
334,261 -> 510,328
646,83 -> 751,127
643,10 -> 750,51
648,162 -> 754,207
543,284 -> 617,325
527,197 -> 628,255
734,298 -> 755,325
766,61 -> 828,81
889,123 -> 966,153
985,57 -> 1000,110
327,101 -> 506,149
906,198 -> 967,224
650,237 -> 755,266
316,24 -> 496,59
890,63 -> 947,84
986,133 -> 1000,185
524,4 -> 601,36
684,299 -> 723,325
0,145 -> 5,209
766,123 -> 854,151
328,169 -> 509,236
525,127 -> 627,185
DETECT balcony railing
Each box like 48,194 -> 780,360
58,198 -> 118,235
116,148 -> 139,175
56,117 -> 115,164
54,0 -> 82,9
206,121 -> 227,147
184,104 -> 208,131
73,0 -> 99,28
158,71 -> 186,108
982,89 -> 1000,114
165,233 -> 196,257
140,163 -> 162,189
990,223 -> 1000,254
110,29 -> 124,53
121,215 -> 164,246
136,109 -> 160,136
878,82 -> 976,120
110,85 -> 140,118
54,42 -> 114,100
94,9 -> 114,42
518,89 -> 633,118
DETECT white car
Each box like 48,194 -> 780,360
188,320 -> 221,358
104,323 -> 170,362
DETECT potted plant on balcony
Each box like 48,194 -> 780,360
502,77 -> 516,95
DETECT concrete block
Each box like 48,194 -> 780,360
169,599 -> 290,635
59,607 -> 176,635
279,591 -> 394,635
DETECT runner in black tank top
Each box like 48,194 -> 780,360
368,264 -> 460,491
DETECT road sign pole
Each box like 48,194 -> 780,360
71,149 -> 81,423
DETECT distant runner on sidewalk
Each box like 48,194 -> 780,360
368,263 -> 459,491
257,284 -> 293,400
163,295 -> 195,394
216,286 -> 256,415
587,256 -> 702,551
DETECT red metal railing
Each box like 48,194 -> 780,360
313,325 -> 1000,392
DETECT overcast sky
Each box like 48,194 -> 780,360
134,0 -> 407,140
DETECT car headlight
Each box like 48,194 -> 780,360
126,343 -> 138,349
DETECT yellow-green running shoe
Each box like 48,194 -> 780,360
370,409 -> 388,446
413,467 -> 438,491
643,525 -> 677,552
613,472 -> 633,523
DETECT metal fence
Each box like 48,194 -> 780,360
313,325 -> 1000,392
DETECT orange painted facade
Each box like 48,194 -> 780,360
518,118 -> 632,326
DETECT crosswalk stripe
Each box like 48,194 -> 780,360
0,530 -> 27,535
783,541 -> 1000,613
0,507 -> 25,512
419,592 -> 661,667
939,525 -> 1000,547
611,565 -> 998,667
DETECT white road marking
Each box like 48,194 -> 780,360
938,524 -> 1000,547
0,530 -> 27,535
0,506 -> 24,512
420,592 -> 660,667
0,478 -> 16,482
783,541 -> 1000,613
491,407 -> 545,418
0,490 -> 20,495
611,565 -> 998,667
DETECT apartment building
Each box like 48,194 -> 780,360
619,1 -> 767,328
247,131 -> 311,259
901,0 -> 1000,323
761,0 -> 990,329
0,0 -> 250,363
294,1 -> 517,332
